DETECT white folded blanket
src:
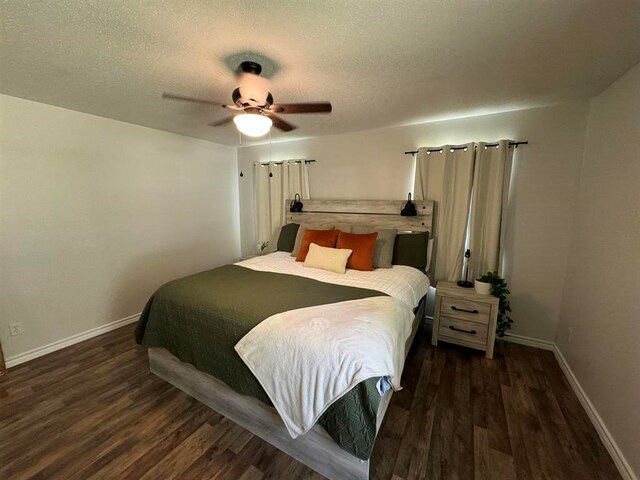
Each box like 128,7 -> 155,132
234,296 -> 414,438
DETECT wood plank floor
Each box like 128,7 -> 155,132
0,323 -> 621,480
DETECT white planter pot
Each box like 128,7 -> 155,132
474,280 -> 492,295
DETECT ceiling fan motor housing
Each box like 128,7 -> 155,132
236,72 -> 272,107
238,61 -> 263,75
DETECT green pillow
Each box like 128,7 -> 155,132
392,232 -> 429,270
277,223 -> 300,252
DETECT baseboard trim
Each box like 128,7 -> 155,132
6,313 -> 141,369
500,332 -> 555,351
553,345 -> 636,480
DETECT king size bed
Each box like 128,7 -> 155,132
135,199 -> 433,480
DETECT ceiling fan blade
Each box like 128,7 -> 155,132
162,92 -> 221,106
268,102 -> 332,114
265,113 -> 297,132
208,116 -> 235,127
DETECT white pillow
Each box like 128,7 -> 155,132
303,243 -> 352,274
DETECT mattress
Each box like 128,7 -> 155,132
237,252 -> 429,309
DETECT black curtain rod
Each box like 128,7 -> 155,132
404,141 -> 528,156
255,160 -> 316,165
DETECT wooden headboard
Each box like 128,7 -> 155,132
285,199 -> 433,234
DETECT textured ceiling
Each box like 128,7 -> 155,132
2,0 -> 639,146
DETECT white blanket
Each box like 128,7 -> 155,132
237,252 -> 429,310
234,295 -> 414,438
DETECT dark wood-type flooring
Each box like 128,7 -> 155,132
0,323 -> 621,480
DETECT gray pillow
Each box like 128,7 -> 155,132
351,226 -> 397,269
333,223 -> 354,233
291,222 -> 334,257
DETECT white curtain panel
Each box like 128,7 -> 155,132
256,161 -> 310,246
468,140 -> 514,280
413,144 -> 475,281
255,164 -> 272,245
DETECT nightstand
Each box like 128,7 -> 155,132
432,281 -> 499,359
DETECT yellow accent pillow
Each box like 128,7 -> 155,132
303,243 -> 353,274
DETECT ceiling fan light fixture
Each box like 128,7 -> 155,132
233,113 -> 272,137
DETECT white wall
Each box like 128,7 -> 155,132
556,64 -> 640,478
238,102 -> 588,341
0,94 -> 240,360
238,102 -> 590,342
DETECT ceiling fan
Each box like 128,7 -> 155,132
162,61 -> 332,137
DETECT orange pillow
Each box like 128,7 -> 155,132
296,229 -> 340,262
336,231 -> 378,271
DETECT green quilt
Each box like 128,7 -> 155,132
135,264 -> 387,459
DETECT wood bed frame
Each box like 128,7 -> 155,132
148,199 -> 434,480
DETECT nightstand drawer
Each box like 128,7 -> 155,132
439,316 -> 488,345
440,296 -> 490,324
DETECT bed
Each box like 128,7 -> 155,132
136,199 -> 434,480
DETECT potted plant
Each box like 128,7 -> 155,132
257,241 -> 269,255
474,276 -> 492,295
476,271 -> 514,337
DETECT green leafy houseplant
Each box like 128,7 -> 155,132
257,241 -> 269,255
477,271 -> 513,337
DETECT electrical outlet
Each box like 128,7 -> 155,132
567,327 -> 573,343
9,322 -> 24,336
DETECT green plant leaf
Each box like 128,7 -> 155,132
479,270 -> 514,337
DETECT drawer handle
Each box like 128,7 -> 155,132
451,306 -> 479,314
449,325 -> 477,335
